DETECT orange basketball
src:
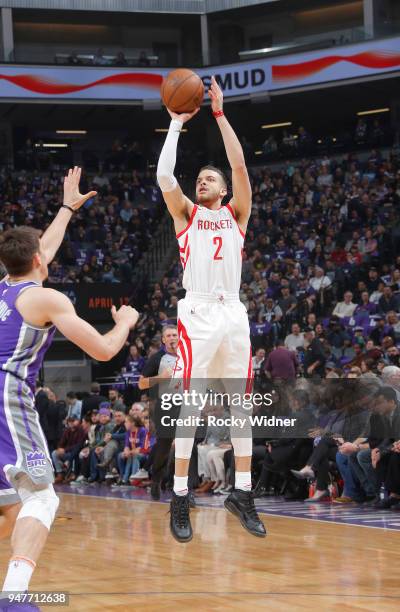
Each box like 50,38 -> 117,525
161,68 -> 204,113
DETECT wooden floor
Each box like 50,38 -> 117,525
1,493 -> 400,611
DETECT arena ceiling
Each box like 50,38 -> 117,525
0,0 -> 280,15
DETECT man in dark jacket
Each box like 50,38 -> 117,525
81,382 -> 108,418
51,417 -> 88,483
303,328 -> 326,377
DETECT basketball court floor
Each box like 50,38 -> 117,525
1,486 -> 399,611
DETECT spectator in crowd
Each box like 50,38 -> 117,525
52,416 -> 88,483
116,415 -> 146,485
114,51 -> 128,66
265,339 -> 298,381
65,391 -> 82,421
88,406 -> 115,483
93,48 -> 109,65
196,405 -> 231,494
97,409 -> 127,473
108,388 -> 126,413
284,323 -> 304,352
81,382 -> 108,418
303,328 -> 326,378
332,291 -> 357,318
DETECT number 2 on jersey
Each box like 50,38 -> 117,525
213,236 -> 223,260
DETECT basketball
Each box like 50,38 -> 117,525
161,68 -> 204,113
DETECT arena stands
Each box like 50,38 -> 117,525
18,141 -> 400,508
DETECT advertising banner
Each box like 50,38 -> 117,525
0,36 -> 399,101
48,283 -> 133,322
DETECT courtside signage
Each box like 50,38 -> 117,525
0,36 -> 399,101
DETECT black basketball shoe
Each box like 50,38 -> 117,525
170,491 -> 193,543
224,489 -> 267,537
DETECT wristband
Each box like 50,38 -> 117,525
213,110 -> 224,118
61,204 -> 74,213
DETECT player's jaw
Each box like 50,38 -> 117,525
196,185 -> 224,207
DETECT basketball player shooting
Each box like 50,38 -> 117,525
157,76 -> 266,542
0,167 -> 138,606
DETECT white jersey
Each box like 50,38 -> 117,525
177,203 -> 244,295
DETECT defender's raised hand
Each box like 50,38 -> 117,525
63,166 -> 97,211
208,76 -> 223,113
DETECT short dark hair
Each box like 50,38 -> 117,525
375,386 -> 397,403
0,227 -> 41,276
198,165 -> 228,188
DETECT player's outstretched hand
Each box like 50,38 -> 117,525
208,75 -> 223,113
167,107 -> 200,124
63,166 -> 97,211
111,305 -> 139,329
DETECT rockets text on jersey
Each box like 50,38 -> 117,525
176,203 -> 244,295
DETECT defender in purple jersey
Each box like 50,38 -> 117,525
0,167 -> 139,600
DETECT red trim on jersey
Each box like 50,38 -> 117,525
176,205 -> 198,239
183,245 -> 190,270
178,319 -> 192,391
225,202 -> 246,239
245,347 -> 253,394
176,337 -> 187,381
179,234 -> 189,253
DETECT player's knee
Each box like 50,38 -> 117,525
16,476 -> 59,530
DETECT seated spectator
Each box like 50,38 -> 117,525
332,291 -> 357,318
52,417 -> 88,484
88,406 -> 115,483
73,410 -> 100,485
108,388 -> 126,412
116,414 -> 155,485
195,406 -> 231,494
379,286 -> 399,314
114,50 -> 128,66
284,323 -> 304,352
355,291 -> 376,315
292,396 -> 370,501
93,48 -> 109,66
138,50 -> 150,66
97,409 -> 127,473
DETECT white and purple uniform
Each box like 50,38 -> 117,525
0,278 -> 55,507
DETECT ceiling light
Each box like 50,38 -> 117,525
35,143 -> 68,148
357,108 -> 390,116
261,122 -> 292,129
254,151 -> 263,155
56,130 -> 87,135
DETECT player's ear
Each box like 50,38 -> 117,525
33,252 -> 42,268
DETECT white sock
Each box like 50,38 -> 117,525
2,558 -> 34,592
174,475 -> 188,496
235,471 -> 252,492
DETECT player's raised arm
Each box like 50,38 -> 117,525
40,166 -> 97,264
208,76 -> 252,231
156,108 -> 199,234
25,288 -> 138,362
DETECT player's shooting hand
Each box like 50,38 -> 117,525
167,107 -> 200,124
208,76 -> 223,113
63,166 -> 97,211
111,305 -> 139,330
